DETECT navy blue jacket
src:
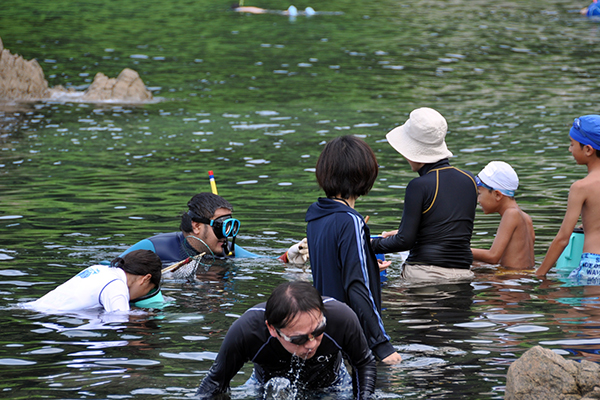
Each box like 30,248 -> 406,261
371,159 -> 477,269
306,198 -> 396,361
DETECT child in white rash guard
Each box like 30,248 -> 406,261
27,250 -> 161,312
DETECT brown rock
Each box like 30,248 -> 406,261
0,36 -> 152,104
81,72 -> 115,101
584,388 -> 600,400
82,68 -> 152,102
0,38 -> 49,100
578,361 -> 600,395
505,346 -> 600,400
581,387 -> 600,399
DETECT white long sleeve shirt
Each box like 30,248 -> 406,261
28,265 -> 130,312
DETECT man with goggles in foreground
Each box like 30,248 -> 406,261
195,281 -> 376,399
120,192 -> 308,265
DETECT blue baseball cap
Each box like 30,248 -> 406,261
569,115 -> 600,150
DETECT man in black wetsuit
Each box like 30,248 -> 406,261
371,107 -> 477,282
120,193 -> 308,265
195,281 -> 376,399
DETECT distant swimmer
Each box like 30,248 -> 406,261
581,0 -> 600,17
232,5 -> 267,14
232,3 -> 316,16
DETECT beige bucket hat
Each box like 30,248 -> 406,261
386,107 -> 453,163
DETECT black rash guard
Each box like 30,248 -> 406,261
372,159 -> 477,269
196,298 -> 376,399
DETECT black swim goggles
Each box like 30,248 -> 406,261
275,317 -> 327,346
188,210 -> 240,239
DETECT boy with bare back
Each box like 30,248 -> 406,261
471,161 -> 535,269
536,115 -> 600,281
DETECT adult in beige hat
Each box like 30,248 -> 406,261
371,107 -> 478,282
385,107 -> 453,165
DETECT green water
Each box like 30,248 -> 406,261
2,0 -> 600,399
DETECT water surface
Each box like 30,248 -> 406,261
2,0 -> 600,399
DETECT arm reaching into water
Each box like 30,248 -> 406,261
338,220 -> 401,363
371,180 -> 423,254
195,314 -> 253,398
471,208 -> 521,264
537,181 -> 585,277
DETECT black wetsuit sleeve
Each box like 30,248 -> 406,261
195,316 -> 252,398
356,359 -> 377,400
330,300 -> 377,399
372,179 -> 422,254
338,221 -> 396,361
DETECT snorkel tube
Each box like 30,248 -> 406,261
223,235 -> 236,257
207,170 -> 236,257
208,170 -> 218,195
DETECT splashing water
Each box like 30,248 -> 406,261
263,377 -> 296,400
263,355 -> 309,400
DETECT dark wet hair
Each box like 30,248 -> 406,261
578,142 -> 600,158
180,193 -> 234,233
265,281 -> 324,330
110,250 -> 162,287
316,135 -> 379,199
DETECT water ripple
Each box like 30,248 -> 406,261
160,351 -> 217,361
505,325 -> 548,333
0,358 -> 36,366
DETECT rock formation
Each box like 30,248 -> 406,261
81,68 -> 152,102
505,345 -> 600,400
0,36 -> 152,103
0,37 -> 50,100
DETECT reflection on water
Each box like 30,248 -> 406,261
5,258 -> 600,398
2,0 -> 600,398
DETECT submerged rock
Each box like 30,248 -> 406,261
0,37 -> 49,100
505,345 -> 600,400
82,68 -> 152,102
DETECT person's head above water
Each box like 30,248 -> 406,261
181,192 -> 234,222
581,0 -> 600,17
265,281 -> 326,360
476,161 -> 519,198
231,4 -> 268,13
316,135 -> 379,200
386,107 -> 453,165
569,114 -> 600,153
110,249 -> 162,301
180,193 -> 239,256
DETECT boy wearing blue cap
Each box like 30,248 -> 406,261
537,115 -> 600,280
471,161 -> 535,270
581,0 -> 600,18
